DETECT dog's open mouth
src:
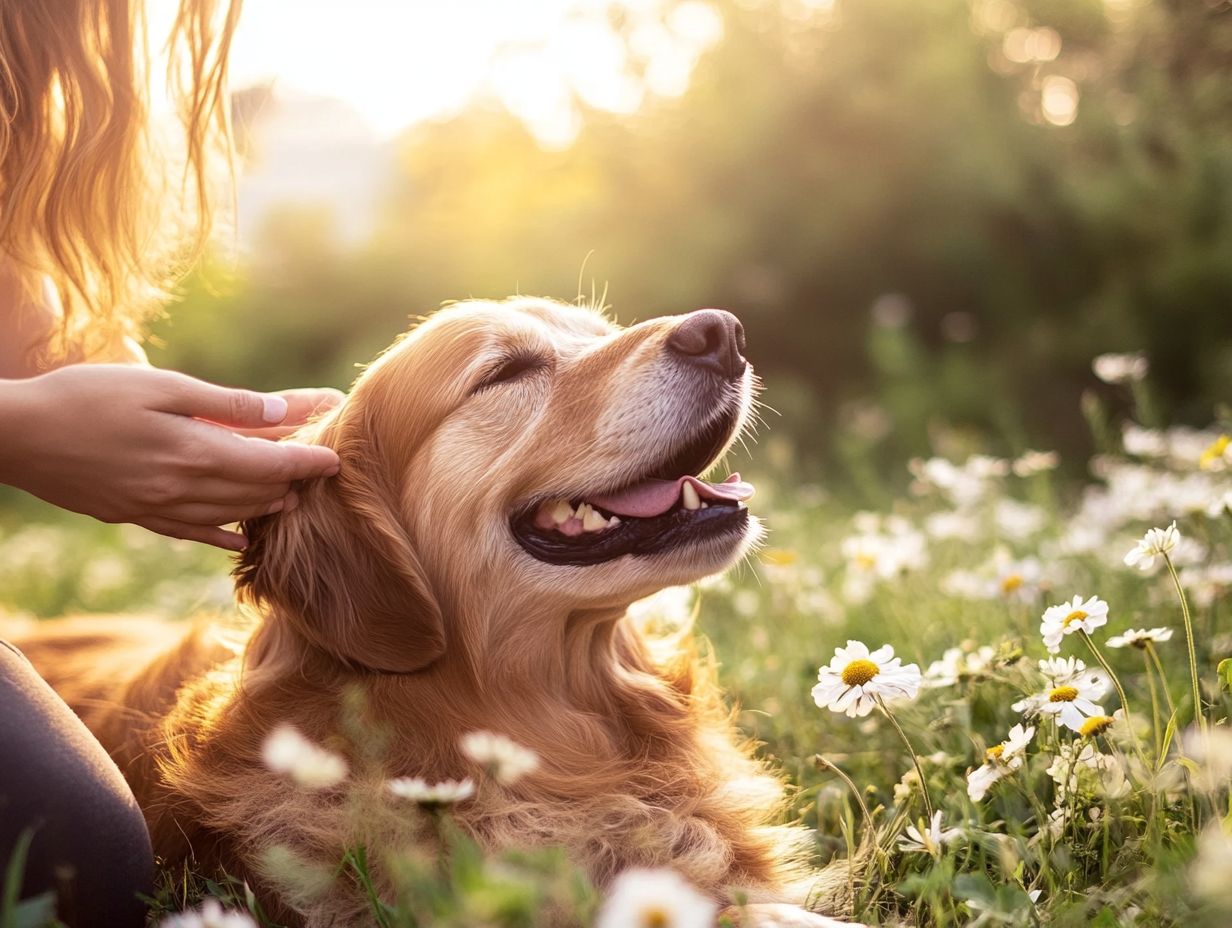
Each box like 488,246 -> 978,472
511,409 -> 752,566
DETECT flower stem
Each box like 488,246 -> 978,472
1141,649 -> 1163,761
1079,631 -> 1148,769
875,696 -> 934,820
1145,641 -> 1180,745
1164,554 -> 1206,733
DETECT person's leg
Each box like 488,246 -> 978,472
0,640 -> 153,928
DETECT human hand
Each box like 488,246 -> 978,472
224,387 -> 345,439
0,365 -> 341,550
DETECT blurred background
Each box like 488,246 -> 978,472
147,0 -> 1232,475
4,0 -> 1232,618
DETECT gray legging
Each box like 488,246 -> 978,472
0,641 -> 153,927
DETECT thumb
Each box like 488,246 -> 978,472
156,373 -> 289,428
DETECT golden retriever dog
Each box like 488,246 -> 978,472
13,298 -> 859,927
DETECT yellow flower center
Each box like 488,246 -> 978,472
854,553 -> 877,571
841,658 -> 881,687
1200,435 -> 1229,470
1000,574 -> 1023,594
1079,715 -> 1115,738
985,744 -> 1005,762
1049,685 -> 1079,703
640,908 -> 670,928
1062,610 -> 1088,628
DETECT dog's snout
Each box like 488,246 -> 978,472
666,309 -> 747,380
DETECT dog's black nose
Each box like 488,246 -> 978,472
667,309 -> 747,380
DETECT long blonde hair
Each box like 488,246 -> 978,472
0,0 -> 241,363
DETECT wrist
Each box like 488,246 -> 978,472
0,376 -> 42,487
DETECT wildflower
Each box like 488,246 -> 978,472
1198,435 -> 1230,471
812,641 -> 922,718
460,731 -> 539,784
898,810 -> 961,858
922,644 -> 997,688
1040,595 -> 1110,654
967,724 -> 1034,801
1046,741 -> 1128,798
158,899 -> 257,928
1106,627 -> 1172,649
1191,825 -> 1232,908
1208,491 -> 1232,518
595,868 -> 716,928
386,777 -> 475,806
992,551 -> 1043,601
1012,449 -> 1060,477
1036,671 -> 1106,733
1038,655 -> 1087,684
1092,352 -> 1148,384
262,726 -> 348,789
1123,521 -> 1180,571
994,499 -> 1046,541
1011,692 -> 1046,719
1079,715 -> 1116,738
1179,725 -> 1232,793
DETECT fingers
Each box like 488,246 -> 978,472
136,517 -> 248,552
183,479 -> 294,506
276,387 -> 345,426
154,372 -> 290,429
185,422 -> 340,483
160,493 -> 297,527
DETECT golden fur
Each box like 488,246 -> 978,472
13,298 -> 857,927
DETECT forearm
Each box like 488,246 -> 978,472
0,376 -> 37,487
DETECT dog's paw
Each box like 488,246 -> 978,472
717,903 -> 866,928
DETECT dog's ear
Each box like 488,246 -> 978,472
234,439 -> 444,674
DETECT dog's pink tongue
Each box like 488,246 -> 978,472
589,473 -> 754,518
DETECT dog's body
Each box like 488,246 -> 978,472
13,299 -> 854,927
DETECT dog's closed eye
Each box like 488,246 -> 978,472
472,352 -> 550,393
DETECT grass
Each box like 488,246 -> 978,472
1,405 -> 1230,927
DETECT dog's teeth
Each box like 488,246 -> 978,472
681,482 -> 701,511
700,501 -> 709,509
737,500 -> 746,509
608,515 -> 621,527
550,500 -> 574,524
582,506 -> 608,532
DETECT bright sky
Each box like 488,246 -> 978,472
220,0 -> 723,146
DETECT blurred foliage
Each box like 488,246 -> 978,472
151,0 -> 1232,474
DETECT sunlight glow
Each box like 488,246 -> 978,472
221,0 -> 722,144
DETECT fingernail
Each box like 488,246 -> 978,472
262,395 -> 289,424
266,498 -> 285,515
283,491 -> 300,512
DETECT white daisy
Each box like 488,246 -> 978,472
812,641 -> 922,718
1046,741 -> 1128,799
261,725 -> 348,790
1123,521 -> 1180,570
386,777 -> 475,806
459,731 -> 539,784
1038,655 -> 1088,684
922,644 -> 997,688
967,724 -> 1034,801
898,810 -> 962,858
1012,449 -> 1060,477
1106,627 -> 1173,649
1035,673 -> 1107,733
1040,595 -> 1110,653
595,868 -> 716,928
1092,352 -> 1148,384
158,899 -> 258,928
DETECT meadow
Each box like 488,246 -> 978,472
1,358 -> 1229,927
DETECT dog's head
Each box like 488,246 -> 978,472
237,298 -> 761,673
